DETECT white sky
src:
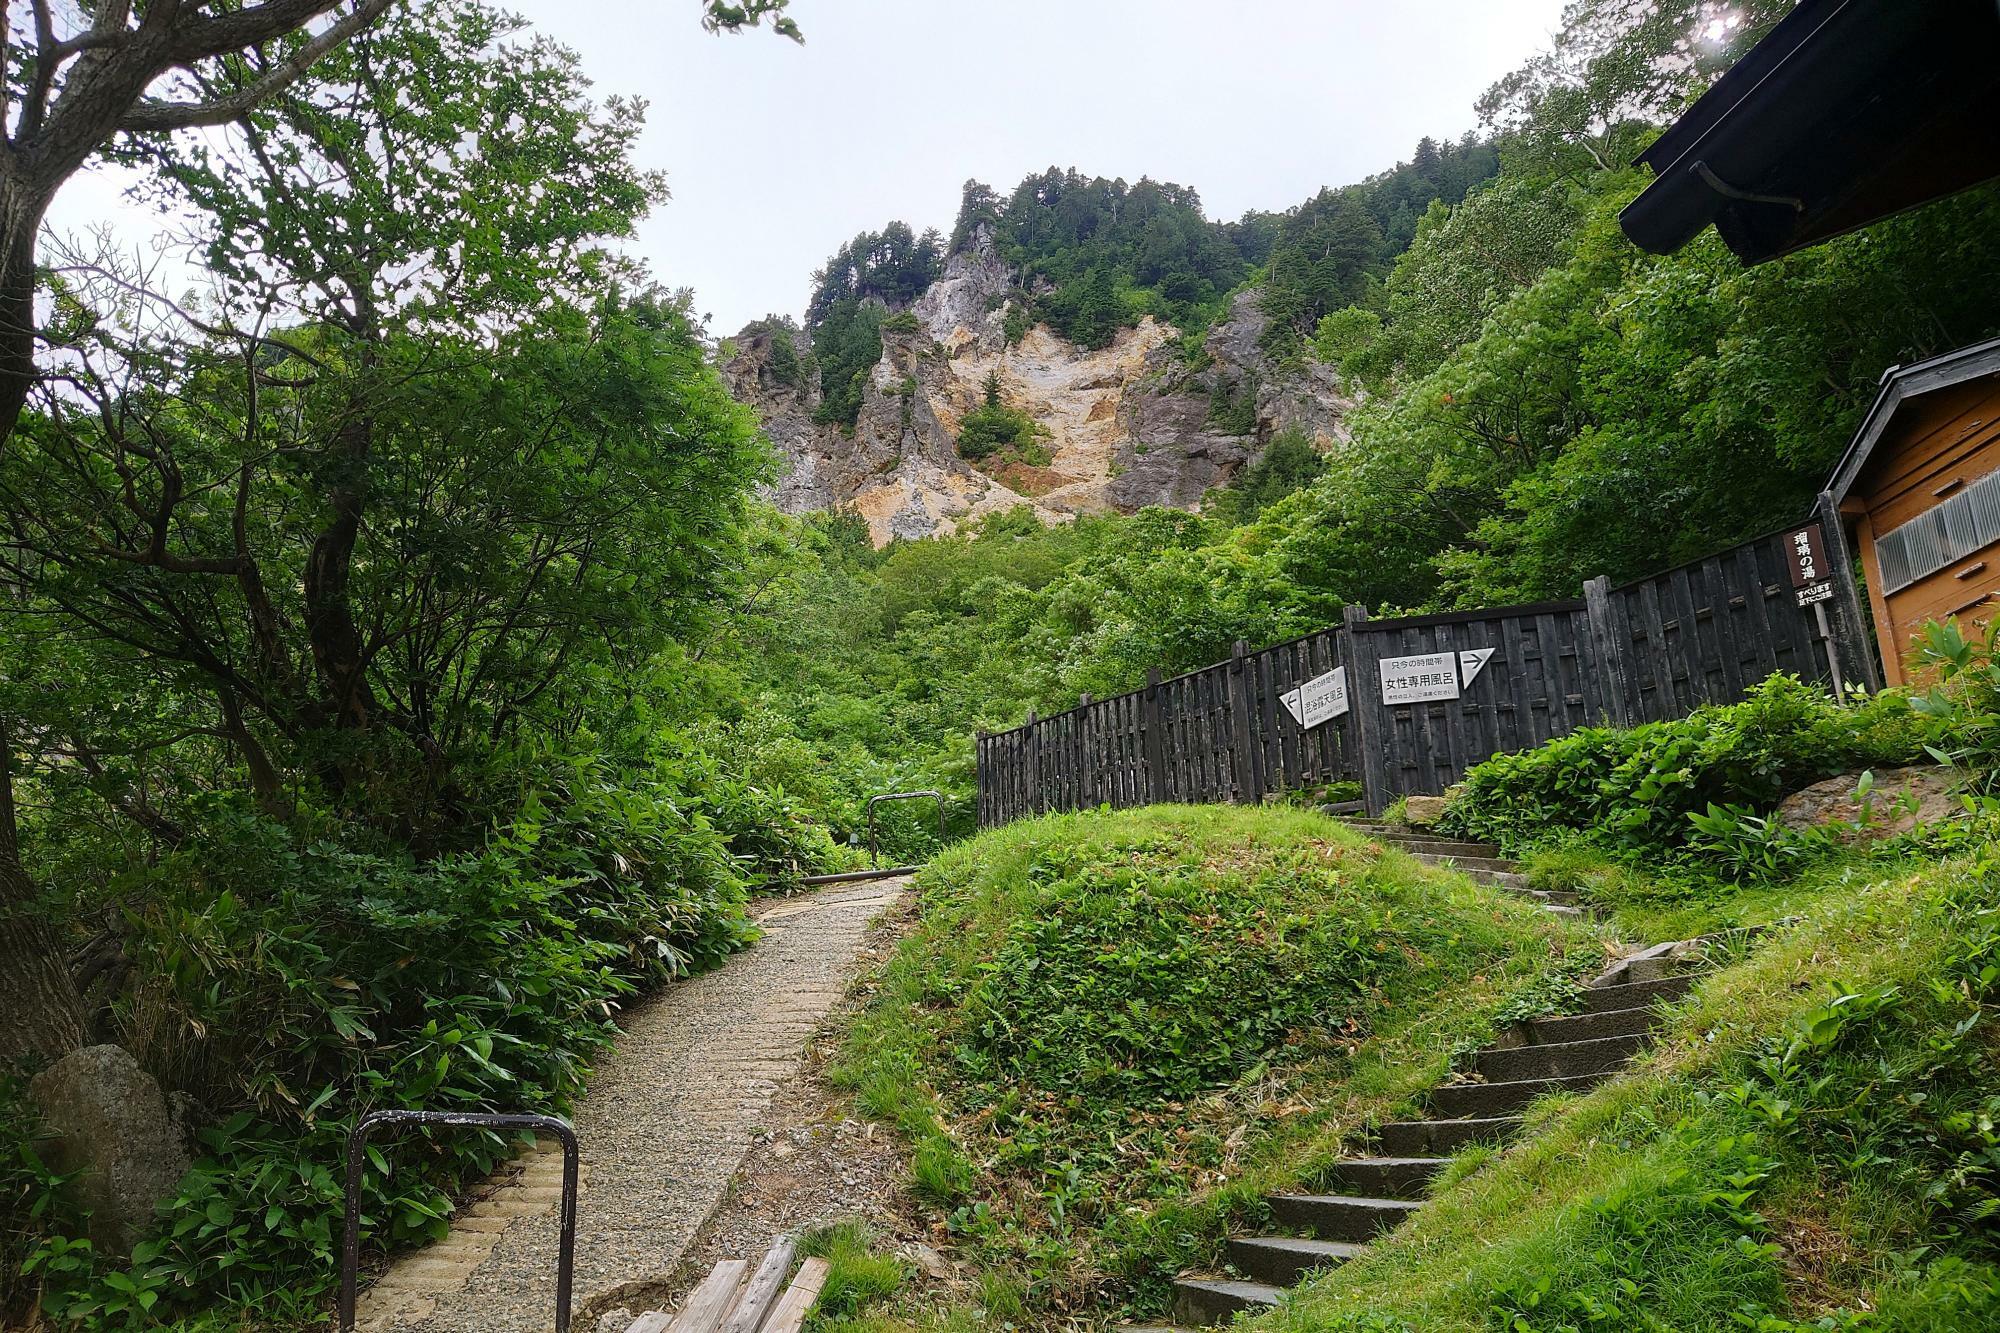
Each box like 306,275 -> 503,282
47,0 -> 1568,335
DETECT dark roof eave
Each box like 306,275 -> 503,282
1620,0 -> 2000,265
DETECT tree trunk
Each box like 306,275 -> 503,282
0,179 -> 53,447
0,715 -> 87,1066
0,179 -> 87,1067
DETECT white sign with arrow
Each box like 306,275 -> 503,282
1458,647 -> 1497,689
1279,666 -> 1349,729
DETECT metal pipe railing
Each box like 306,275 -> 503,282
340,1110 -> 579,1333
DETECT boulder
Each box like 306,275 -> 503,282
1400,795 -> 1450,828
29,1045 -> 189,1255
1774,765 -> 1962,841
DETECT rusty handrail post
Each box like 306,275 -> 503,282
864,790 -> 945,868
339,1110 -> 579,1333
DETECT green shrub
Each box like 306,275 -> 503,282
18,752 -> 755,1321
703,775 -> 844,890
956,372 -> 1044,462
1441,675 -> 1934,858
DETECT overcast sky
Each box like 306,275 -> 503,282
49,0 -> 1568,335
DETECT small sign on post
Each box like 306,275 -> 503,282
1786,519 -> 1847,695
1785,522 -> 1833,606
1280,666 -> 1348,729
1380,651 -> 1461,705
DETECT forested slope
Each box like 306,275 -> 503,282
5,2 -> 2000,1329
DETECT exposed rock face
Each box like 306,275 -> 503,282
726,240 -> 1356,546
1775,765 -> 1962,841
29,1044 -> 190,1254
910,224 -> 1010,350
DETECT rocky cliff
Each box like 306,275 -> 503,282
722,234 -> 1354,546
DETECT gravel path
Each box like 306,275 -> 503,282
357,879 -> 909,1333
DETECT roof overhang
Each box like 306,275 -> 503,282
1826,336 -> 2000,504
1621,0 -> 2000,265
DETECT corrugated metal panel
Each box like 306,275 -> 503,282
1877,470 -> 2000,594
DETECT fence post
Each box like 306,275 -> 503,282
1077,696 -> 1094,808
1026,709 -> 1043,816
1582,575 -> 1635,727
1228,640 -> 1261,805
974,730 -> 989,827
1815,490 -> 1883,693
1143,667 -> 1168,805
1342,605 -> 1392,816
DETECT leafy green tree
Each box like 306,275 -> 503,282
0,0 -> 774,1069
1479,0 -> 1792,178
1207,429 -> 1327,525
805,224 -> 943,428
1259,188 -> 1387,358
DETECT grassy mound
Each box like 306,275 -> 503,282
834,804 -> 1608,1321
1250,851 -> 2000,1333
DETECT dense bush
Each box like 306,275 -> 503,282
22,754 -> 755,1319
957,373 -> 1044,463
1440,675 -> 1935,857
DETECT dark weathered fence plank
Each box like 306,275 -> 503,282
975,519 -> 1876,826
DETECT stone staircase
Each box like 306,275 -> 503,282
1124,818 -> 1699,1329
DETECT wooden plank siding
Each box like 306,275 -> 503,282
1851,379 -> 2000,682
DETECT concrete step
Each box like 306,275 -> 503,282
1427,1071 -> 1610,1119
1320,1156 -> 1448,1200
1226,1235 -> 1367,1285
1492,1005 -> 1666,1049
1474,1031 -> 1648,1083
1621,955 -> 1690,984
1172,1277 -> 1281,1325
1579,974 -> 1694,1013
1265,1193 -> 1423,1243
1410,852 -> 1519,876
1372,835 -> 1504,859
1376,1115 -> 1522,1156
1452,865 -> 1532,890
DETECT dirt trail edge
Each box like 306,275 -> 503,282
357,878 -> 911,1333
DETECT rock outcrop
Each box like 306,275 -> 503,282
1775,765 -> 1962,841
29,1044 -> 190,1254
724,238 -> 1355,546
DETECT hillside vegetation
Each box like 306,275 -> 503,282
6,1 -> 2000,1330
802,640 -> 2000,1331
1254,851 -> 2000,1333
832,804 -> 1608,1322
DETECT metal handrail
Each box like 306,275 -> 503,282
865,790 -> 945,867
340,1110 -> 580,1333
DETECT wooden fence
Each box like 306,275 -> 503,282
975,504 -> 1880,824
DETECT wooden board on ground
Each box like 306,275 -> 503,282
719,1237 -> 798,1333
759,1257 -> 830,1333
668,1258 -> 748,1333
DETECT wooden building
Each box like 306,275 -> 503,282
1825,338 -> 2000,684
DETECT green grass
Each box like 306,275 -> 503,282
1243,847 -> 2000,1332
800,1222 -> 909,1331
831,804 -> 1610,1323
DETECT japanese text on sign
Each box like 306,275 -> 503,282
1784,523 -> 1829,589
1380,651 -> 1461,705
1280,667 -> 1349,729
